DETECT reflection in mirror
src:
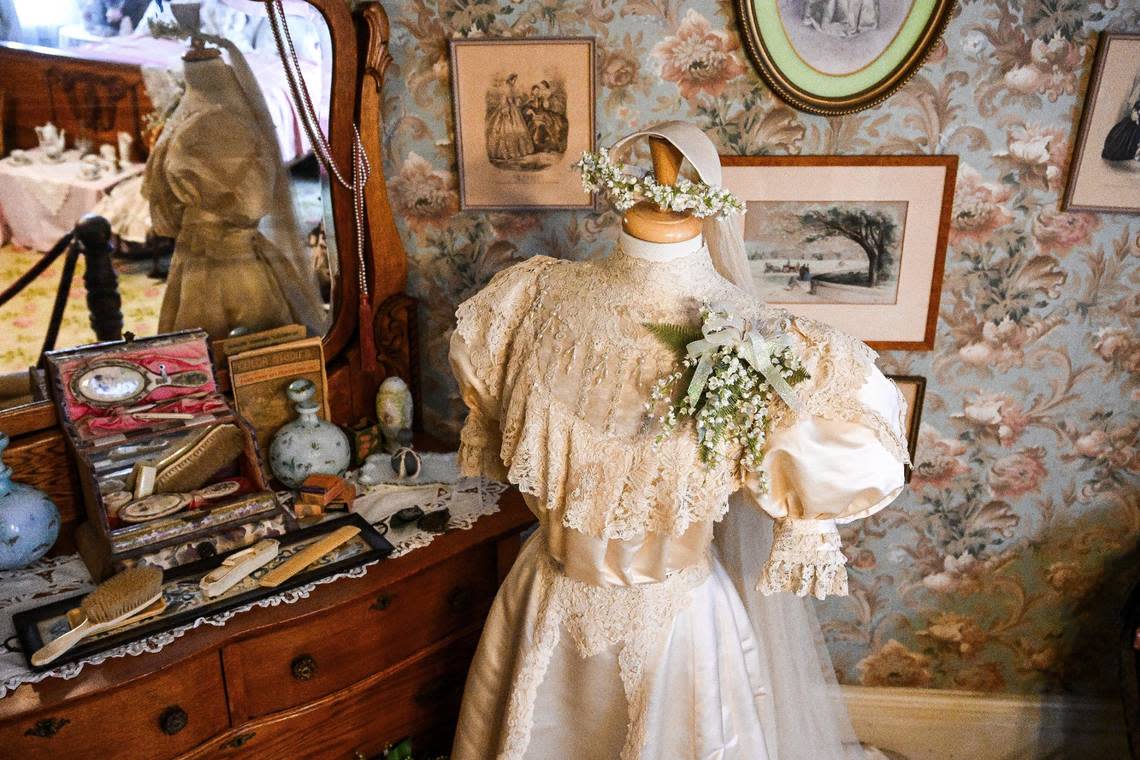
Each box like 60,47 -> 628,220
0,0 -> 336,410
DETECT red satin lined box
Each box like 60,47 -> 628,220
45,330 -> 294,579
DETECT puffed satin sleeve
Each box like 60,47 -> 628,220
449,256 -> 555,481
746,323 -> 908,599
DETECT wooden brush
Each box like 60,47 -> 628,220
32,566 -> 164,667
153,423 -> 245,494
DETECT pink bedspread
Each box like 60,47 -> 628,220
75,36 -> 324,164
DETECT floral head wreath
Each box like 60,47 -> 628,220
573,147 -> 744,220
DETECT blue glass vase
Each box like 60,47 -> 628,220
0,433 -> 60,570
269,379 -> 351,489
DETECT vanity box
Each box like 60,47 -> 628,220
44,330 -> 295,578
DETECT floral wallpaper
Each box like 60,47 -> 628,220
377,0 -> 1140,696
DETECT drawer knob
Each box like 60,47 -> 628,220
25,717 -> 70,738
371,592 -> 394,611
291,654 -> 318,681
160,705 -> 188,736
448,586 -> 474,612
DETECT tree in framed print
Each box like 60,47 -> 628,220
721,155 -> 956,350
450,38 -> 595,210
734,0 -> 956,114
1064,32 -> 1140,214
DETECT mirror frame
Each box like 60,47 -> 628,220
0,0 -> 391,436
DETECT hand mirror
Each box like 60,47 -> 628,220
71,360 -> 210,406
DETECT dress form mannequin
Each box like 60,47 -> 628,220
449,121 -> 904,760
144,40 -> 325,338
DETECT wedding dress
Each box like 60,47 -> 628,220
450,124 -> 908,760
143,41 -> 326,339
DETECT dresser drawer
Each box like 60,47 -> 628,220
222,542 -> 498,720
206,632 -> 477,759
0,649 -> 228,760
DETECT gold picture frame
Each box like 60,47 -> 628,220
721,155 -> 956,351
1062,32 -> 1140,214
734,0 -> 956,115
449,37 -> 596,210
887,374 -> 925,481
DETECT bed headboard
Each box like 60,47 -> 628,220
0,42 -> 153,159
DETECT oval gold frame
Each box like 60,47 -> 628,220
734,0 -> 957,115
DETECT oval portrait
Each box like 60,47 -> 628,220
735,0 -> 955,114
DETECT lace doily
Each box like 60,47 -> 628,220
0,453 -> 506,700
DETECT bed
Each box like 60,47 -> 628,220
0,0 -> 327,164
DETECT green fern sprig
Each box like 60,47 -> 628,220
642,322 -> 702,358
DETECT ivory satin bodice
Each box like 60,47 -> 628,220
450,245 -> 908,597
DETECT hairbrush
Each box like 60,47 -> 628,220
32,566 -> 164,667
153,423 -> 245,493
65,595 -> 168,632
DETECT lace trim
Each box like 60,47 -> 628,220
757,519 -> 848,600
453,256 -> 557,392
500,551 -> 710,760
499,386 -> 735,540
458,409 -> 508,482
775,318 -> 911,465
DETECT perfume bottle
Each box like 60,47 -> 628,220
269,379 -> 351,489
0,433 -> 60,570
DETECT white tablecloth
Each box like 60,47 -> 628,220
0,149 -> 144,251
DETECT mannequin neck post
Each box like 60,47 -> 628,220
619,230 -> 704,261
620,135 -> 703,244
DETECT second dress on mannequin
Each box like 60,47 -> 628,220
144,49 -> 325,339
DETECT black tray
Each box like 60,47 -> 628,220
13,514 -> 393,671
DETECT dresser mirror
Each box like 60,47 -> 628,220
0,0 -> 367,420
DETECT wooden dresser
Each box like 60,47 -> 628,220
0,491 -> 532,759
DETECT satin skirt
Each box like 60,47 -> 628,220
451,535 -> 770,760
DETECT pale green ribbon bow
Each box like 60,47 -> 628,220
685,309 -> 803,413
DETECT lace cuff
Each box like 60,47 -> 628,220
458,410 -> 507,482
757,518 -> 848,600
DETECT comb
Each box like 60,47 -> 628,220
32,566 -> 164,667
258,526 -> 360,588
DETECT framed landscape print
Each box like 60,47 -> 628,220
720,155 -> 956,350
888,374 -> 925,481
734,0 -> 956,114
450,37 -> 596,210
1063,33 -> 1140,214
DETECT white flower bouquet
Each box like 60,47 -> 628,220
645,305 -> 809,490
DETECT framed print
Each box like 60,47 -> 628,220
721,155 -> 956,350
1063,33 -> 1140,214
887,374 -> 925,481
450,37 -> 596,210
734,0 -> 956,115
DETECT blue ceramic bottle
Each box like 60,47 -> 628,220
269,379 -> 351,489
0,433 -> 60,570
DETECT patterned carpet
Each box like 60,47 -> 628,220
0,244 -> 165,374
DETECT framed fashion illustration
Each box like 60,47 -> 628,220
450,37 -> 596,210
1063,32 -> 1140,214
887,373 -> 925,480
720,155 -> 956,350
734,0 -> 955,114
